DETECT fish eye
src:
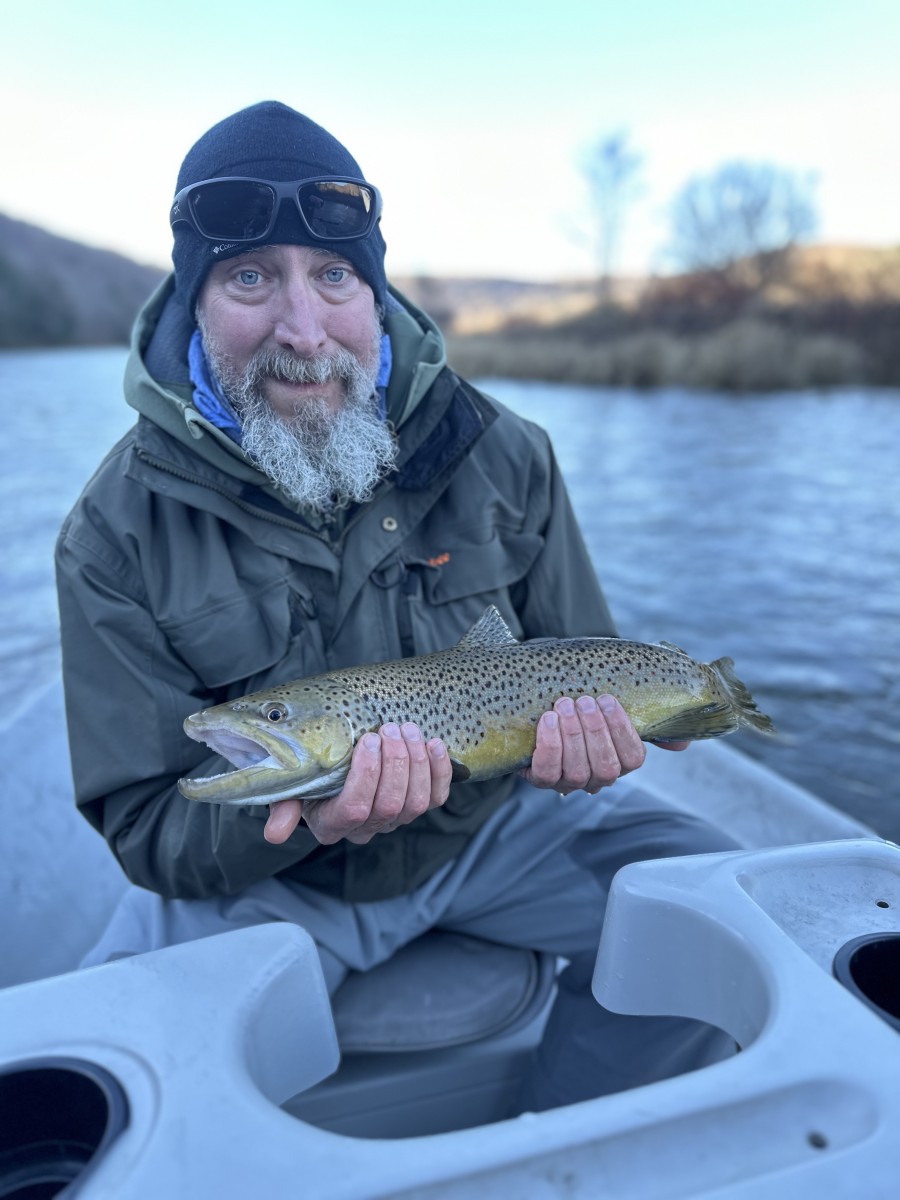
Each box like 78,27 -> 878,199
264,704 -> 288,722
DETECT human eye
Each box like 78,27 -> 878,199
311,254 -> 361,300
237,268 -> 262,286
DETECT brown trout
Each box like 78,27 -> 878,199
178,606 -> 774,806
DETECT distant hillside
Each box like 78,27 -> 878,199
0,214 -> 165,348
390,274 -> 608,335
444,244 -> 900,391
401,245 -> 900,337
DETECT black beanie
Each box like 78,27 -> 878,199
171,101 -> 387,315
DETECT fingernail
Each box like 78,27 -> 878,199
557,698 -> 575,717
401,723 -> 421,741
598,695 -> 620,715
364,733 -> 381,752
382,723 -> 401,739
576,696 -> 597,714
428,739 -> 446,758
544,712 -> 559,730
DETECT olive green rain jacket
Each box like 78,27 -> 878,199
55,277 -> 616,902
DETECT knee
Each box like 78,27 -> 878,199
568,812 -> 741,885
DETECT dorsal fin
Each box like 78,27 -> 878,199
657,639 -> 691,657
456,606 -> 519,651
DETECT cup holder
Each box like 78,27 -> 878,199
833,932 -> 900,1032
0,1058 -> 128,1198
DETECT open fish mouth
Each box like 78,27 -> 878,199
185,721 -> 295,770
178,715 -> 313,804
183,712 -> 306,769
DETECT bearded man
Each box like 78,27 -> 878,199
56,101 -> 736,1113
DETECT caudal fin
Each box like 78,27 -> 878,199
710,657 -> 776,735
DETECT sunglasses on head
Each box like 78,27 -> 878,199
169,176 -> 383,244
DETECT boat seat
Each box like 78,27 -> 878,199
330,930 -> 557,1053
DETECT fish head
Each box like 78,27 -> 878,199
178,681 -> 362,806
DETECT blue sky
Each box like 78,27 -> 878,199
3,0 -> 898,280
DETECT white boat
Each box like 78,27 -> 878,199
1,677 -> 897,1199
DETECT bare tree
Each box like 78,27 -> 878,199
666,161 -> 818,293
580,131 -> 643,305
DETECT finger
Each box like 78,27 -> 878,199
569,695 -> 623,791
594,695 -> 646,777
264,798 -> 303,844
426,739 -> 453,808
367,723 -> 410,829
308,733 -> 381,844
525,709 -> 564,788
651,739 -> 690,752
554,696 -> 596,793
392,723 -> 431,825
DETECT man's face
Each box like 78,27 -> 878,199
197,243 -> 381,415
196,243 -> 396,511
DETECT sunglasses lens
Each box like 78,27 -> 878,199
297,181 -> 376,238
188,181 -> 276,240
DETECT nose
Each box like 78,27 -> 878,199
273,277 -> 328,358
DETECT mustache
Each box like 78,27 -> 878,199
246,346 -> 366,388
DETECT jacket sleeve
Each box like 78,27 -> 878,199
513,429 -> 618,642
55,516 -> 323,900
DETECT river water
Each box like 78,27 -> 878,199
1,348 -> 898,839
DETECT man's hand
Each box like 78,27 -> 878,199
521,694 -> 687,795
264,722 -> 452,846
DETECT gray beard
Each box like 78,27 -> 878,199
198,317 -> 396,512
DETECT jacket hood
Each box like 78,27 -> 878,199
124,273 -> 448,488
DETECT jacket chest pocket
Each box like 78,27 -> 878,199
401,530 -> 543,655
160,578 -> 326,699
